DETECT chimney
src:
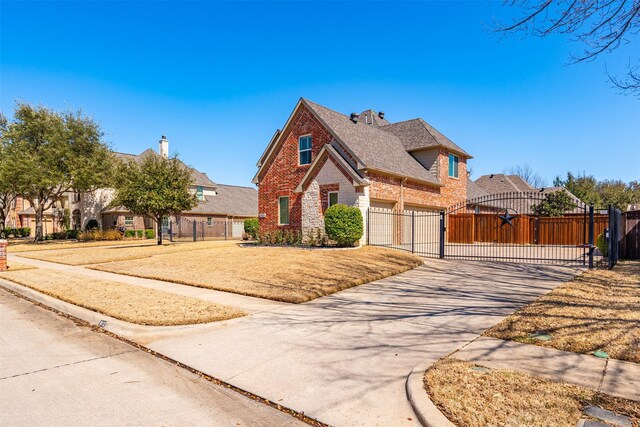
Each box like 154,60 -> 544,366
350,113 -> 359,123
159,135 -> 169,158
378,111 -> 385,119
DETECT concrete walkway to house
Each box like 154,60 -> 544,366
7,253 -> 288,314
452,336 -> 640,401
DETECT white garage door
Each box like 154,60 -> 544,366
369,200 -> 396,246
232,221 -> 244,238
403,205 -> 440,255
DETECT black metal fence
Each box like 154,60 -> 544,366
608,205 -> 622,269
368,192 -> 615,267
163,217 -> 245,242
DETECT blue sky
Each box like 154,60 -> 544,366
2,1 -> 638,187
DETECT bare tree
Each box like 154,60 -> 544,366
506,164 -> 547,188
495,0 -> 640,96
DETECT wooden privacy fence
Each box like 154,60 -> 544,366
447,213 -> 608,245
622,210 -> 640,259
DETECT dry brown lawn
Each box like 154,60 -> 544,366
17,240 -> 237,265
91,245 -> 423,303
484,261 -> 640,363
9,239 -> 158,253
0,268 -> 245,325
3,262 -> 36,272
425,358 -> 640,427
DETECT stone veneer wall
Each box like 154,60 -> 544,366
301,158 -> 369,245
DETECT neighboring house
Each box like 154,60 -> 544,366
253,98 -> 472,243
70,136 -> 258,237
471,173 -> 584,213
8,195 -> 66,236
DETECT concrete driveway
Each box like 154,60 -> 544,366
133,259 -> 580,426
0,290 -> 305,427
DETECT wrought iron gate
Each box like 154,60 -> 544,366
368,192 -> 614,266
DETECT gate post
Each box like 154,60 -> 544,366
411,211 -> 415,254
367,208 -> 370,246
0,239 -> 7,272
588,206 -> 594,268
169,221 -> 173,242
192,221 -> 197,242
439,210 -> 445,259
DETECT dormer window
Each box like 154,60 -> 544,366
196,186 -> 204,201
299,135 -> 312,165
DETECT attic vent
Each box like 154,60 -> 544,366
378,111 -> 385,119
350,113 -> 359,123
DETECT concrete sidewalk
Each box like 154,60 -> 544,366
453,336 -> 640,401
0,289 -> 306,427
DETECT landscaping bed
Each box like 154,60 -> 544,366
8,239 -> 159,253
91,245 -> 423,303
0,268 -> 245,325
424,358 -> 640,427
484,261 -> 640,363
17,240 -> 237,264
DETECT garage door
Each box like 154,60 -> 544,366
369,200 -> 395,246
404,205 -> 440,256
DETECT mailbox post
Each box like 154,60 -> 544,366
0,240 -> 7,272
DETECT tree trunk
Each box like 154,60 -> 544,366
156,216 -> 163,245
34,201 -> 46,242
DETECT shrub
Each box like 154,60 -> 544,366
145,229 -> 155,239
78,229 -> 123,241
244,218 -> 259,239
66,229 -> 79,240
85,219 -> 99,230
596,232 -> 608,256
324,204 -> 363,247
124,230 -> 136,238
19,228 -> 31,237
50,231 -> 68,240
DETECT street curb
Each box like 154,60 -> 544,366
406,360 -> 456,427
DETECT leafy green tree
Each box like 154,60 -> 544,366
598,180 -> 635,211
532,190 -> 576,217
111,152 -> 197,245
0,115 -> 19,229
554,172 -> 601,206
1,103 -> 113,241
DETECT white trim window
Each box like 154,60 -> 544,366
207,217 -> 212,226
448,153 -> 459,178
298,135 -> 312,166
278,196 -> 289,225
124,216 -> 134,227
328,191 -> 339,208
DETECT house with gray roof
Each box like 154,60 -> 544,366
70,136 -> 257,239
253,98 -> 472,243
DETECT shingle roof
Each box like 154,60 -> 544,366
474,174 -> 534,194
186,184 -> 257,217
359,109 -> 390,127
466,178 -> 488,199
381,118 -> 471,157
302,99 -> 441,186
114,149 -> 216,188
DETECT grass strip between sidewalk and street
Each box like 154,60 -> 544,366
425,358 -> 640,427
484,260 -> 640,363
16,240 -> 238,264
0,268 -> 245,325
91,245 -> 424,303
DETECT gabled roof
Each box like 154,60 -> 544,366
474,174 -> 533,194
295,144 -> 369,193
114,149 -> 217,188
466,178 -> 488,199
381,118 -> 471,157
302,99 -> 441,186
186,184 -> 258,217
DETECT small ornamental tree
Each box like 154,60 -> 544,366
110,153 -> 197,245
244,217 -> 259,239
324,204 -> 363,247
532,191 -> 576,217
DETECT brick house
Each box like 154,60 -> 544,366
70,136 -> 258,238
253,98 -> 472,243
